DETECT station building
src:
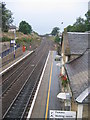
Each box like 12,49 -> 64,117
60,30 -> 90,119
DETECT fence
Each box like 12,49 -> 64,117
0,45 -> 20,58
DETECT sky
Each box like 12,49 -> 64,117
2,0 -> 89,35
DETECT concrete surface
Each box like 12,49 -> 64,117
0,50 -> 33,74
31,51 -> 63,119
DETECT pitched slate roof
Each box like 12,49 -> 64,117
65,49 -> 89,103
67,32 -> 89,55
9,25 -> 16,29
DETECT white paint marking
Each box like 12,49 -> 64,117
27,51 -> 50,119
31,64 -> 34,67
0,51 -> 33,75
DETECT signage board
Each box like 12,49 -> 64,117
50,110 -> 76,119
14,45 -> 16,48
10,40 -> 15,44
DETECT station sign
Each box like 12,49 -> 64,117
50,110 -> 76,119
10,40 -> 15,44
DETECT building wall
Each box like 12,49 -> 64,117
61,38 -> 68,75
71,99 -> 89,119
8,29 -> 16,32
71,98 -> 78,112
83,104 -> 89,119
61,39 -> 66,63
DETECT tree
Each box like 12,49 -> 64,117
74,17 -> 85,26
73,17 -> 86,32
67,17 -> 86,32
67,11 -> 90,32
51,27 -> 60,36
55,34 -> 60,43
19,21 -> 32,34
67,25 -> 74,32
1,2 -> 13,32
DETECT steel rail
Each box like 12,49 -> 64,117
20,51 -> 48,119
1,42 -> 46,96
3,44 -> 48,119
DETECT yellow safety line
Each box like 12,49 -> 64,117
45,52 -> 53,120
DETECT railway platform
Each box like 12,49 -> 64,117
27,51 -> 63,119
0,50 -> 33,74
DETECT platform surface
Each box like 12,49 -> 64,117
0,50 -> 33,74
31,51 -> 63,119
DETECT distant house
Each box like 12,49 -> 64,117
60,31 -> 90,119
8,25 -> 16,32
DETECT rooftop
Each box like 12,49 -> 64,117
65,49 -> 89,103
9,25 -> 16,29
63,32 -> 90,55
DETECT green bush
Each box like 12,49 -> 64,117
22,38 -> 32,43
2,37 -> 11,42
55,35 -> 60,43
16,37 -> 32,46
19,21 -> 32,34
62,80 -> 68,87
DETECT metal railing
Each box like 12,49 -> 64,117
0,45 -> 20,58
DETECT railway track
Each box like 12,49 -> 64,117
2,41 -> 47,110
2,39 -> 53,119
1,40 -> 46,97
2,40 -> 45,81
3,48 -> 48,119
